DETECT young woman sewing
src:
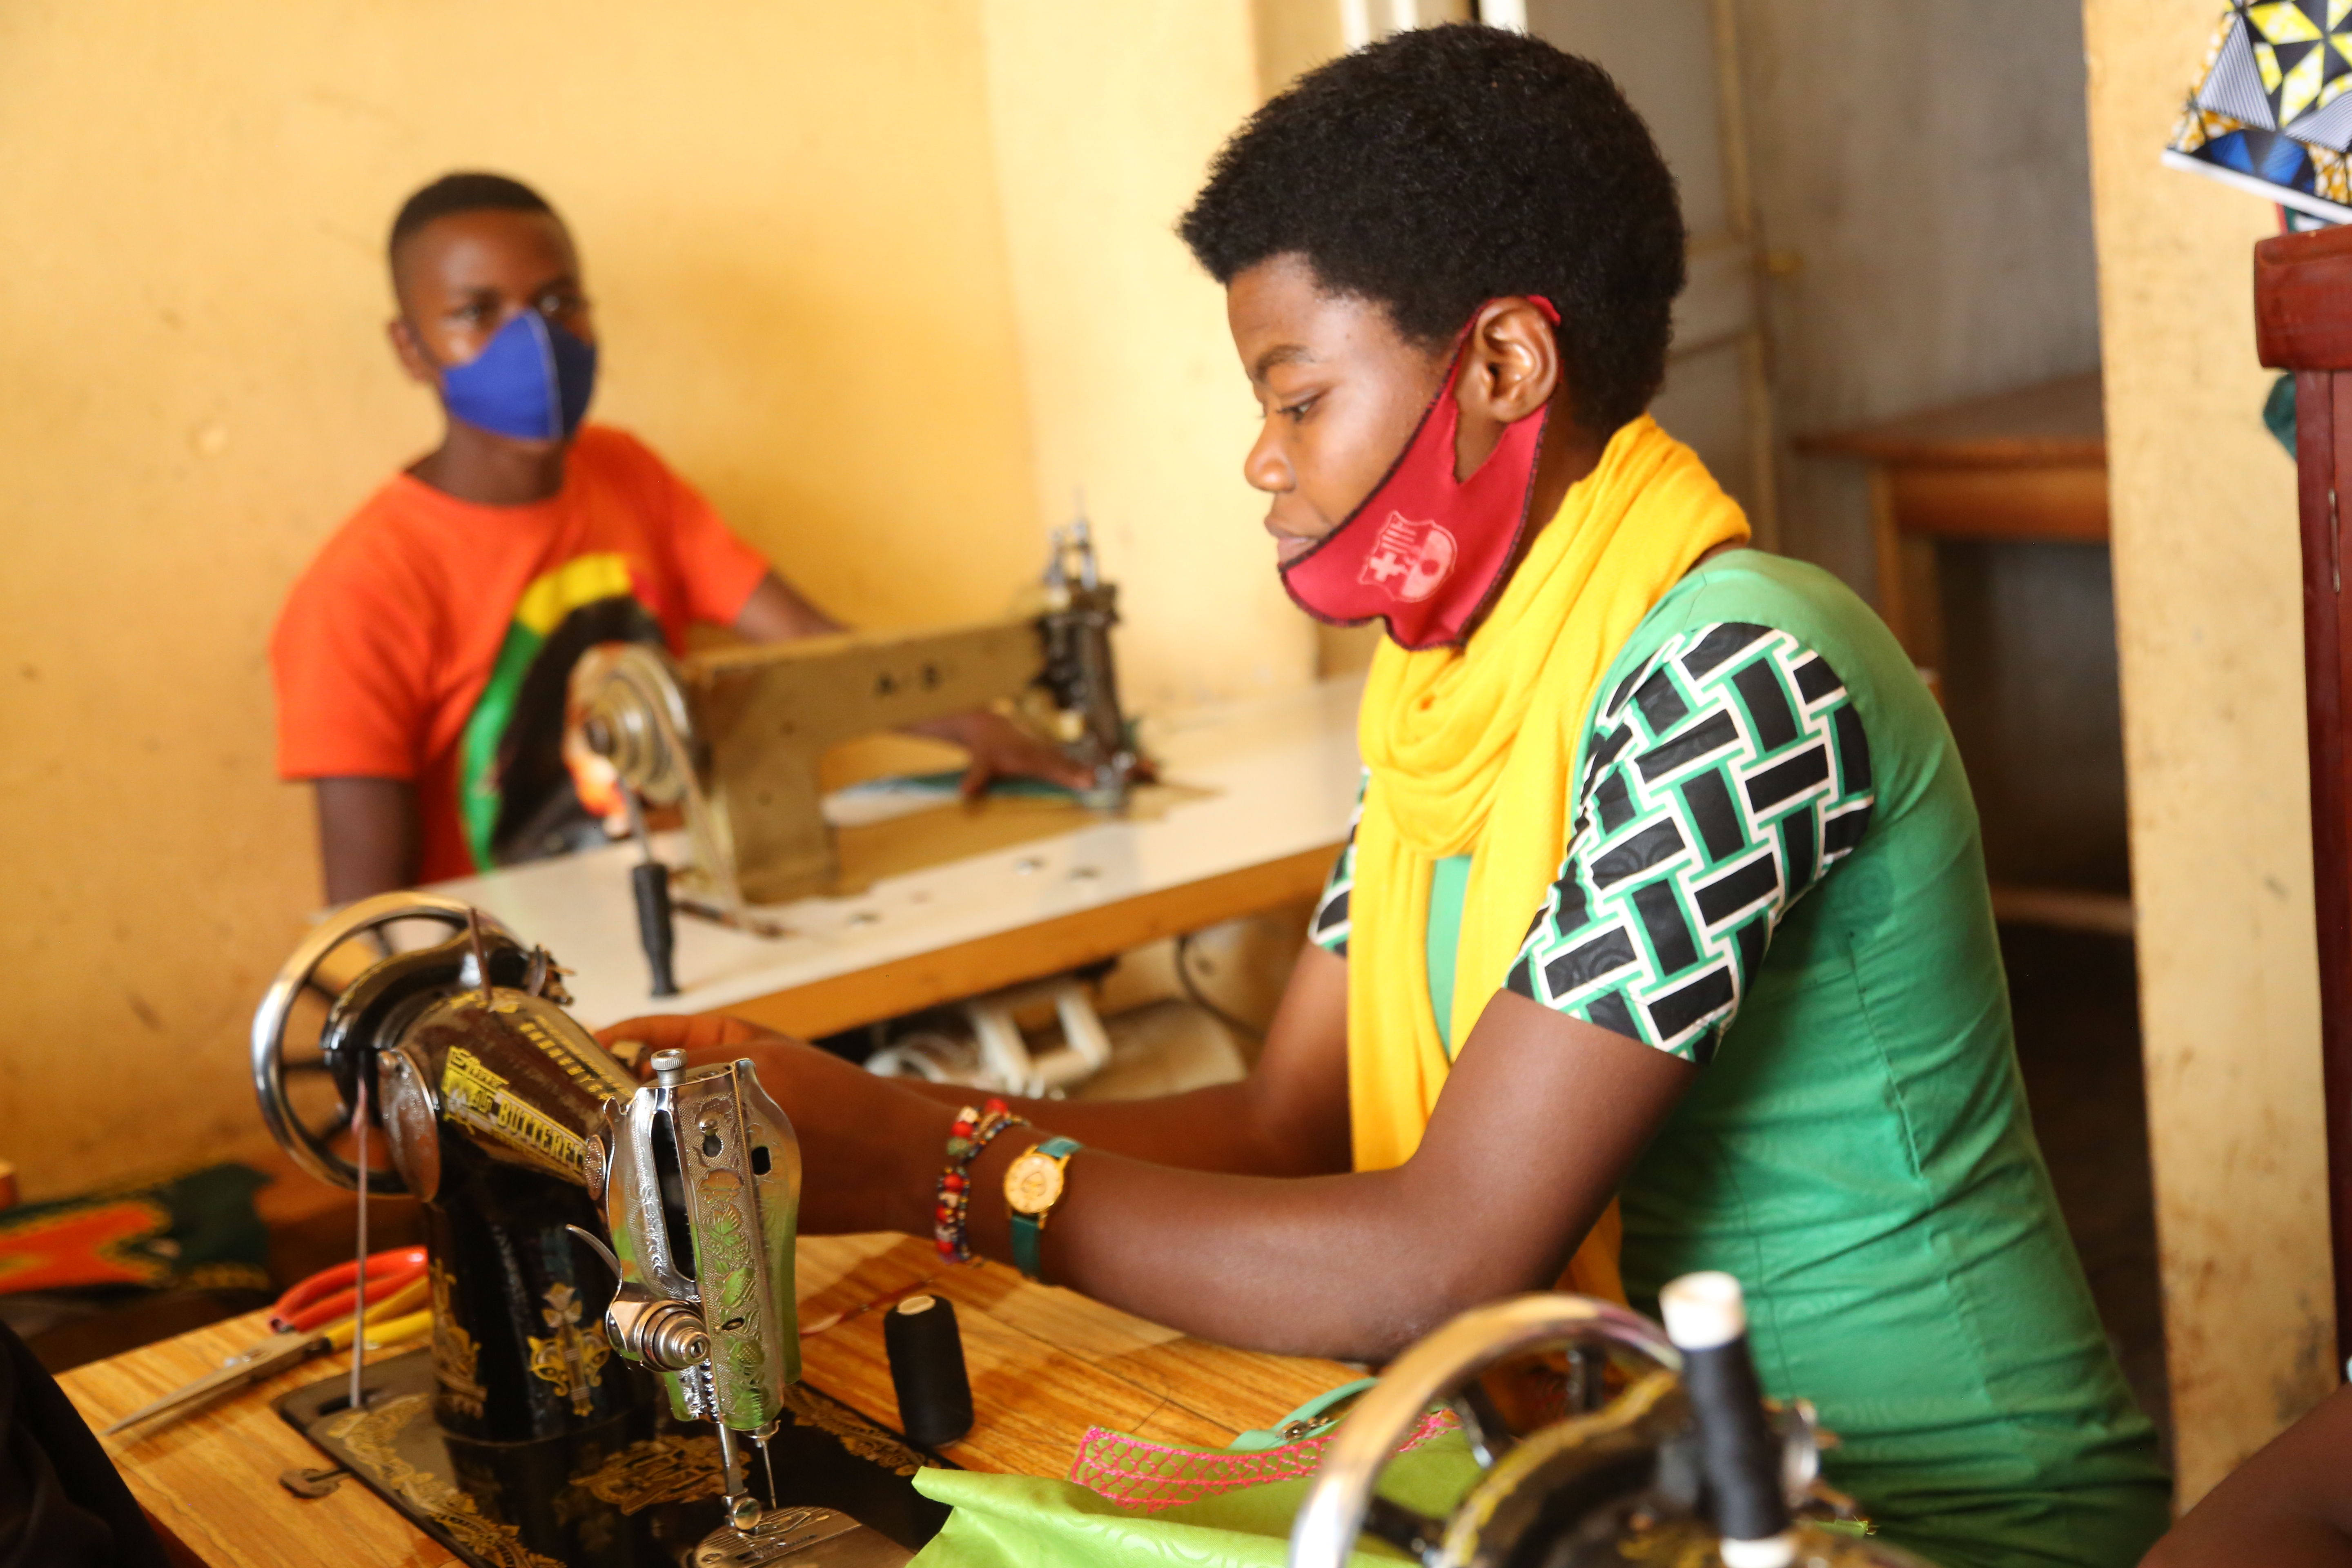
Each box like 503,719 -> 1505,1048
607,28 -> 2167,1568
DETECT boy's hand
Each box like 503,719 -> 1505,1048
938,710 -> 1100,798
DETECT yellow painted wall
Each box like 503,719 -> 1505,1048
0,2 -> 1311,1196
979,1 -> 1313,714
1254,0 -> 1353,99
2081,0 -> 2338,1503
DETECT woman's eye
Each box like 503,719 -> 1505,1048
1278,397 -> 1318,422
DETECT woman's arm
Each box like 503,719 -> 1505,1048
2144,1388 -> 2352,1568
607,942 -> 1354,1178
606,965 -> 1692,1363
994,991 -> 1690,1359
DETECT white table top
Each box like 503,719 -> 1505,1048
428,676 -> 1365,1028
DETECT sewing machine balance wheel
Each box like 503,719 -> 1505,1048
1287,1294 -> 1687,1568
249,890 -> 495,1195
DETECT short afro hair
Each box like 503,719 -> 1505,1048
388,172 -> 562,265
1180,25 -> 1684,435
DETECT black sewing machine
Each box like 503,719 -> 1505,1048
251,892 -> 942,1567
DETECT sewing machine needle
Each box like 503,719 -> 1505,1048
716,1423 -> 761,1529
760,1429 -> 777,1507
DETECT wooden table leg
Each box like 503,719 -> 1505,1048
2295,366 -> 2352,1370
1870,466 -> 1946,696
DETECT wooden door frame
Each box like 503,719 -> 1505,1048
2255,222 -> 2352,1369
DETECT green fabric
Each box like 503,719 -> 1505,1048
1228,1378 -> 1379,1452
1425,855 -> 1471,1056
1566,552 -> 2166,1568
2266,371 -> 2298,458
909,1428 -> 1481,1568
898,770 -> 1085,800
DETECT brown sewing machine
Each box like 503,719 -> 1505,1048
572,521 -> 1136,913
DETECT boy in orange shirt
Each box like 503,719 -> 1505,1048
274,174 -> 1078,901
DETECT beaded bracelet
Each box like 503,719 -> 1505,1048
934,1098 -> 1028,1263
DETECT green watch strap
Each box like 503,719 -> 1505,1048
1009,1136 -> 1082,1282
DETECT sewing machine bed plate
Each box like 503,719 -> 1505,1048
272,1349 -> 945,1568
431,678 -> 1365,1031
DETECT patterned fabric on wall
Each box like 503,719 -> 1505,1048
2167,2 -> 2352,221
0,1163 -> 269,1296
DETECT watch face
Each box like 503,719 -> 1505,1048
1004,1150 -> 1066,1216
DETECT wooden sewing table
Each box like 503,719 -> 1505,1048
1793,370 -> 2108,685
1795,373 -> 2130,935
62,1232 -> 1353,1567
56,679 -> 1368,1563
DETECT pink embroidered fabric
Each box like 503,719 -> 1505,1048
1067,1408 -> 1460,1514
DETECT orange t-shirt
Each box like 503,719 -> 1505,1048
272,425 -> 770,883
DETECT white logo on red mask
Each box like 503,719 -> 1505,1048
1358,513 -> 1457,603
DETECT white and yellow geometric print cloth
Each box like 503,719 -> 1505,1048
2168,2 -> 2352,221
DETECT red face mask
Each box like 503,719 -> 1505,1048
1277,298 -> 1559,651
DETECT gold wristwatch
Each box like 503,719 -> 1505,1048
1003,1136 -> 1081,1281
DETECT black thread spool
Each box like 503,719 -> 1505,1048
1659,1271 -> 1795,1568
884,1294 -> 973,1449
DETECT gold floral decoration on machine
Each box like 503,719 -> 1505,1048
526,1280 -> 612,1417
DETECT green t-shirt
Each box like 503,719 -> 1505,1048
1309,551 -> 2166,1568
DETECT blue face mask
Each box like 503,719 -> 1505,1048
434,310 -> 597,442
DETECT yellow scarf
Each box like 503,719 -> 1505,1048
1346,415 -> 1750,1301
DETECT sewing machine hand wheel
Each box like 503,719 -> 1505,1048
1287,1294 -> 1688,1568
250,891 -> 487,1195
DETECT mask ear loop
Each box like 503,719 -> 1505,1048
1436,399 -> 1553,649
1441,295 -> 1564,646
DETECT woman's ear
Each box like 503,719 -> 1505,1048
1452,298 -> 1563,479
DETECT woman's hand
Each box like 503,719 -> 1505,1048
584,952 -> 1678,1364
595,1013 -> 951,1237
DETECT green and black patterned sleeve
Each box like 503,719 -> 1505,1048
1308,768 -> 1366,958
1505,622 -> 1876,1064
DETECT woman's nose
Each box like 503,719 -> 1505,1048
1243,423 -> 1292,495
